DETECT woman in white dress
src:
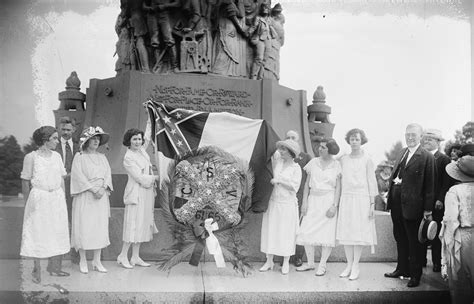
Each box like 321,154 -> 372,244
336,128 -> 378,280
116,127 -> 159,269
71,126 -> 113,274
440,154 -> 474,304
296,138 -> 341,276
20,126 -> 71,283
260,139 -> 302,275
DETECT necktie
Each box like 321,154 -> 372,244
65,141 -> 73,173
395,149 -> 409,179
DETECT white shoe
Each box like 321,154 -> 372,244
296,264 -> 315,272
340,266 -> 351,278
315,264 -> 326,276
259,261 -> 274,272
117,255 -> 133,269
130,257 -> 151,267
91,260 -> 107,273
281,262 -> 289,275
349,266 -> 360,280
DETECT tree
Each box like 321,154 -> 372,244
22,137 -> 38,155
384,140 -> 404,165
0,136 -> 24,195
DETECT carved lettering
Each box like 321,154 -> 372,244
149,85 -> 254,116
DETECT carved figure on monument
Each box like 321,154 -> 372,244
174,0 -> 213,73
143,0 -> 180,73
114,12 -> 133,74
248,2 -> 275,80
120,0 -> 151,73
267,3 -> 285,80
211,0 -> 249,77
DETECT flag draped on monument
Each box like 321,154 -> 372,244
145,100 -> 279,212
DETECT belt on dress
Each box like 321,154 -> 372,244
33,185 -> 61,192
309,189 -> 333,196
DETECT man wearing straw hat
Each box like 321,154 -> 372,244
421,129 -> 457,272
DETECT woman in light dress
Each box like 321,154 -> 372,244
296,138 -> 341,276
440,153 -> 474,304
116,127 -> 159,269
20,126 -> 71,283
336,128 -> 377,280
260,139 -> 302,275
71,126 -> 113,274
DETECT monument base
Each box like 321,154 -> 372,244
1,200 -> 395,262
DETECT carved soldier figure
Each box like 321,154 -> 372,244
120,0 -> 151,72
114,12 -> 133,74
248,2 -> 274,80
143,0 -> 181,72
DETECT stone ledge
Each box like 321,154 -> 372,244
0,203 -> 396,262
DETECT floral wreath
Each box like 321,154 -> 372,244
157,146 -> 254,277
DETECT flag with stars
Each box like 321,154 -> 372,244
145,100 -> 280,212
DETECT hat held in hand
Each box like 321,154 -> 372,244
418,218 -> 437,244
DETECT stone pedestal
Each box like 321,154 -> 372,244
307,86 -> 336,156
53,72 -> 86,141
83,70 -> 311,207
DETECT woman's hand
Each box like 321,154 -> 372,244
270,178 -> 278,185
326,205 -> 337,218
93,187 -> 105,199
368,197 -> 375,219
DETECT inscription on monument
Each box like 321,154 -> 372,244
149,85 -> 254,116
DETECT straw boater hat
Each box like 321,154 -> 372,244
79,126 -> 110,151
423,128 -> 444,141
445,155 -> 474,183
418,218 -> 437,244
276,139 -> 300,157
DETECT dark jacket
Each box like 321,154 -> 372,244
387,146 -> 436,220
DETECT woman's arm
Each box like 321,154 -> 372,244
123,152 -> 155,188
300,177 -> 310,216
22,179 -> 31,203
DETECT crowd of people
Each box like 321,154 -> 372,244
19,117 -> 473,303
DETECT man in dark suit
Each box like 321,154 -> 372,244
421,129 -> 457,272
51,116 -> 80,271
384,123 -> 436,287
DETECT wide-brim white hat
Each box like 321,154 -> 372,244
79,126 -> 110,151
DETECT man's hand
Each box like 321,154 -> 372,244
423,211 -> 433,221
435,200 -> 444,210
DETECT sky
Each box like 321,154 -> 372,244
0,0 -> 472,165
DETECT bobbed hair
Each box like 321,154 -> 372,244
321,138 -> 340,155
123,128 -> 145,147
345,128 -> 368,145
32,126 -> 57,146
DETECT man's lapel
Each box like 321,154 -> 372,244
405,146 -> 422,170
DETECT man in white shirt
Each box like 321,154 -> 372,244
53,116 -> 79,269
385,123 -> 436,288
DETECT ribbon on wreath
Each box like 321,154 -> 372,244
189,218 -> 226,268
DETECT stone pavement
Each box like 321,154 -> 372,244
0,259 -> 450,303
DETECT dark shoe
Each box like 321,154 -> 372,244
407,278 -> 420,287
433,264 -> 441,272
71,250 -> 80,265
384,270 -> 409,278
294,258 -> 303,267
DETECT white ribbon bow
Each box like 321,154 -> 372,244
204,218 -> 226,268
